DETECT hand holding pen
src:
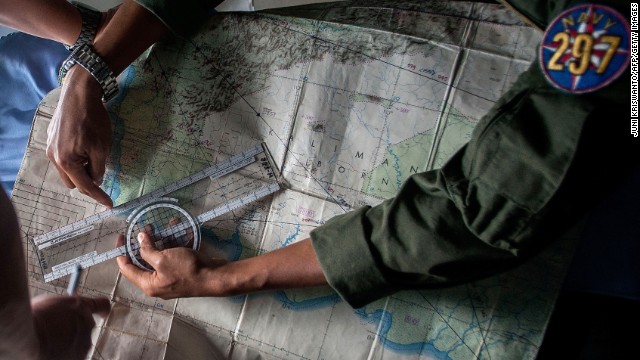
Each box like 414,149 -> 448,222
28,265 -> 111,359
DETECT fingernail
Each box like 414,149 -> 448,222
137,233 -> 144,243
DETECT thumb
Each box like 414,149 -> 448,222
137,232 -> 162,267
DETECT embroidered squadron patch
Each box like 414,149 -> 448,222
540,4 -> 630,93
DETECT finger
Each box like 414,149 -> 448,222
64,164 -> 113,208
87,147 -> 107,186
115,234 -> 130,267
144,223 -> 155,236
137,232 -> 163,269
77,297 -> 111,318
117,234 -> 155,288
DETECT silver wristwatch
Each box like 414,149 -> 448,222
58,43 -> 119,103
65,2 -> 101,51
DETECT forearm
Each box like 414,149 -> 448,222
206,239 -> 328,297
92,0 -> 169,76
0,190 -> 39,359
63,0 -> 170,102
0,0 -> 80,46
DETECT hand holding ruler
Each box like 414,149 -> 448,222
34,143 -> 282,282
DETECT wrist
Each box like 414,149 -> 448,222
65,2 -> 102,51
59,43 -> 119,102
62,65 -> 104,98
57,10 -> 83,47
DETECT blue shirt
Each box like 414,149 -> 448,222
0,32 -> 67,195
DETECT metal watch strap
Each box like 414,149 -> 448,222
65,2 -> 101,51
58,43 -> 119,103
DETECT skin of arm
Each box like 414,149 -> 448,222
46,0 -> 171,208
0,188 -> 111,360
0,0 -> 81,46
116,232 -> 328,299
0,180 -> 40,358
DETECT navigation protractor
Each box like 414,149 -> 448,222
37,143 -> 282,282
125,198 -> 201,272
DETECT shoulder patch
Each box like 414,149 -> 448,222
539,4 -> 630,93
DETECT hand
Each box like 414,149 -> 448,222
31,294 -> 111,360
46,66 -> 113,208
116,233 -> 227,299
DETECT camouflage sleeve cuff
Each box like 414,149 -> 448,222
310,207 -> 396,308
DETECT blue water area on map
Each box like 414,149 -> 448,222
202,209 -> 264,261
202,227 -> 243,261
282,224 -> 301,247
104,66 -> 135,203
274,291 -> 341,311
355,308 -> 449,358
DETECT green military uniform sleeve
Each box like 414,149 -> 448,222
499,0 -> 630,29
133,0 -> 216,36
311,0 -> 634,308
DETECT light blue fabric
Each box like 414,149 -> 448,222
0,32 -> 68,195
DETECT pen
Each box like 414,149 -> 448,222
66,264 -> 82,296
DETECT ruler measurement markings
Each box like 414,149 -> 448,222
43,181 -> 280,282
51,251 -> 98,272
44,246 -> 129,282
197,182 -> 280,224
34,144 -> 264,248
40,144 -> 280,281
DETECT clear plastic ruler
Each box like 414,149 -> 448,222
35,143 -> 282,282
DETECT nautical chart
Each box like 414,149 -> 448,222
11,1 -> 576,359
